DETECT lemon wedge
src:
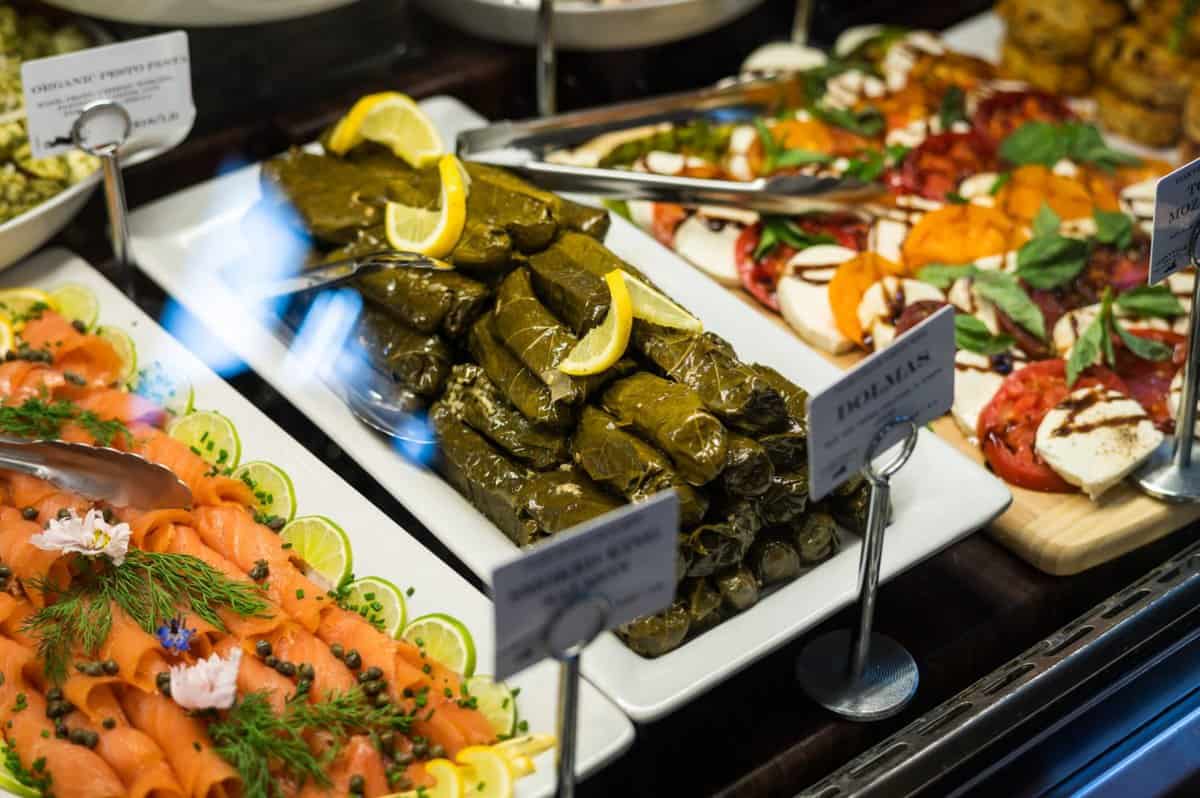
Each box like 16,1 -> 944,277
383,154 -> 468,258
493,733 -> 556,761
622,271 -> 702,332
557,270 -> 633,376
327,91 -> 444,167
457,747 -> 515,797
505,755 -> 536,779
326,92 -> 403,155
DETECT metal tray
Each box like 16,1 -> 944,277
414,0 -> 766,51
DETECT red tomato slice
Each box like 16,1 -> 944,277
977,359 -> 1130,492
651,203 -> 688,247
734,214 -> 870,311
1113,328 -> 1187,432
972,89 -> 1075,146
886,130 -> 996,201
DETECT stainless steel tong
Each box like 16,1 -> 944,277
246,250 -> 454,301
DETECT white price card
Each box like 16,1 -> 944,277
807,305 -> 955,500
21,32 -> 194,159
491,491 -> 678,679
1148,157 -> 1200,285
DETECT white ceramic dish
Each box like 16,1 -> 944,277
0,246 -> 634,796
39,0 -> 359,27
127,95 -> 1011,721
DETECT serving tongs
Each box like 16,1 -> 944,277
242,250 -> 454,302
0,436 -> 193,509
456,73 -> 887,213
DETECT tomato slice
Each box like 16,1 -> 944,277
1113,328 -> 1187,432
972,90 -> 1075,146
651,203 -> 688,248
886,131 -> 996,201
734,214 -> 869,311
977,359 -> 1130,492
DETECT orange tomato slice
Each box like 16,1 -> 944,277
901,204 -> 1023,270
828,252 -> 907,346
995,164 -> 1116,222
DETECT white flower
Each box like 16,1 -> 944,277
30,509 -> 131,566
169,648 -> 242,711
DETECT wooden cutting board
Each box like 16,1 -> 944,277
735,292 -> 1200,575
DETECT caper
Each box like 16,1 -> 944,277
428,744 -> 445,759
156,672 -> 170,689
362,680 -> 383,696
330,643 -> 344,660
393,750 -> 414,766
71,319 -> 87,334
378,731 -> 395,752
19,507 -> 36,521
295,678 -> 312,694
102,659 -> 118,675
101,507 -> 115,523
83,730 -> 99,748
267,516 -> 286,532
68,728 -> 86,745
275,661 -> 296,677
343,650 -> 362,670
298,663 -> 315,680
45,701 -> 67,719
264,655 -> 279,668
411,740 -> 429,759
373,692 -> 390,707
45,687 -> 61,701
348,774 -> 365,794
54,722 -> 67,739
363,666 -> 383,681
255,640 -> 272,658
101,717 -> 116,730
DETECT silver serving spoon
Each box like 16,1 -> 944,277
0,437 -> 193,509
246,250 -> 455,302
329,356 -> 438,451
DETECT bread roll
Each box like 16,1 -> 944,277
999,36 -> 1092,95
1091,25 -> 1192,109
1095,84 -> 1183,147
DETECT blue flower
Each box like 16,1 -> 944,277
156,616 -> 196,655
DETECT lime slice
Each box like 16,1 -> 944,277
557,270 -> 633,376
96,325 -> 137,386
0,288 -> 53,324
357,94 -> 445,167
383,154 -> 468,258
402,613 -> 476,677
622,271 -> 702,332
463,675 -> 517,737
279,515 -> 353,590
166,410 -> 241,469
0,745 -> 41,798
341,575 -> 407,637
50,283 -> 99,330
232,460 -> 297,524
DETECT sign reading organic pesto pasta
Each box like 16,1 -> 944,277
1149,157 -> 1200,285
807,305 -> 955,500
21,31 -> 194,158
491,491 -> 678,679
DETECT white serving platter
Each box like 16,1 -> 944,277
0,247 -> 633,796
127,96 -> 1011,721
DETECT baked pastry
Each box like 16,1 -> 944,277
1095,84 -> 1183,147
1000,36 -> 1092,95
997,0 -> 1125,60
1091,25 -> 1192,109
1137,0 -> 1200,57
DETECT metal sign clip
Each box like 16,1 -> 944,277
71,99 -> 133,267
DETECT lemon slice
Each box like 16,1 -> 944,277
96,325 -> 137,385
557,270 -> 633,376
506,755 -> 536,778
622,271 -> 702,332
383,154 -> 468,258
167,410 -> 241,468
493,734 -> 556,762
232,460 -> 297,523
463,675 -> 517,736
50,283 -> 99,330
326,92 -> 404,155
341,575 -> 407,637
402,613 -> 476,677
457,747 -> 515,798
0,288 -> 52,323
422,759 -> 464,798
0,317 -> 14,358
358,94 -> 444,168
279,515 -> 353,590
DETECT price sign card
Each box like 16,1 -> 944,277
1149,157 -> 1200,285
492,491 -> 678,679
21,31 -> 194,158
807,305 -> 955,500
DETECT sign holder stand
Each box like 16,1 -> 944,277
536,0 -> 556,115
796,416 -> 921,721
1134,221 -> 1200,502
71,99 -> 133,267
545,595 -> 609,798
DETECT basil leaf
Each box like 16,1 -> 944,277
1066,310 -> 1106,386
886,143 -> 911,163
955,314 -> 1015,355
1063,123 -> 1141,170
754,118 -> 779,171
945,191 -> 968,205
808,104 -> 885,137
1098,288 -> 1117,367
1015,235 -> 1089,289
1032,203 -> 1061,238
1094,209 -> 1134,251
916,262 -> 975,291
752,225 -> 780,260
999,122 -> 1067,167
772,148 -> 834,168
1115,321 -> 1174,362
753,217 -> 836,259
989,172 -> 1011,195
844,150 -> 885,181
973,269 -> 1046,339
938,86 -> 967,131
1115,285 -> 1186,319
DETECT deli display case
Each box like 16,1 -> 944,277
1,0 -> 1199,795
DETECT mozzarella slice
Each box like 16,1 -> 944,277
778,275 -> 855,354
696,205 -> 759,226
643,150 -> 687,175
856,276 -> 945,350
1061,216 -> 1098,239
869,217 -> 910,263
952,350 -> 1014,438
1119,177 -> 1156,228
626,200 -> 656,231
740,42 -> 828,75
947,278 -> 1000,334
958,172 -> 999,201
1035,386 -> 1163,500
1053,304 -> 1175,358
672,214 -> 743,287
973,250 -> 1018,272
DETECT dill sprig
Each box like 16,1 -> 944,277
210,688 -> 413,798
0,397 -> 130,447
24,550 -> 272,682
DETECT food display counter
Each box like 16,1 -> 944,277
2,0 -> 1200,796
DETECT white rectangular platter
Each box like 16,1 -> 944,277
128,96 -> 1011,721
3,247 -> 633,796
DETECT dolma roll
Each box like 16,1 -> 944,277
793,513 -> 841,565
722,434 -> 774,497
617,601 -> 690,657
824,475 -> 888,535
758,431 -> 807,473
357,268 -> 490,339
714,566 -> 759,612
751,363 -> 810,430
518,466 -> 623,536
633,322 -> 789,435
682,577 -> 723,633
261,150 -> 389,243
430,404 -> 541,546
601,372 -> 729,486
465,163 -> 610,240
467,314 -> 575,430
442,364 -> 568,470
755,469 -> 810,526
527,244 -> 611,334
571,406 -> 708,525
682,500 -> 759,578
747,536 -> 802,586
352,307 -> 452,397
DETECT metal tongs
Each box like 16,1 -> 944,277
0,437 -> 192,509
246,250 -> 454,302
457,73 -> 887,213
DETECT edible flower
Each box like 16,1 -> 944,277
156,615 -> 197,655
169,648 -> 242,711
30,508 -> 131,566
